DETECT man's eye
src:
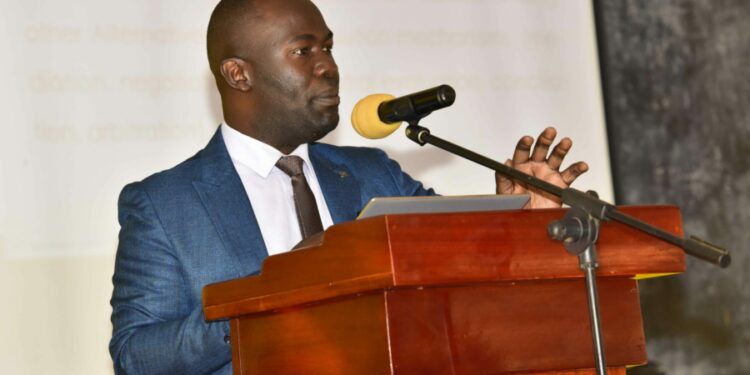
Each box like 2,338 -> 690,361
291,48 -> 309,56
323,46 -> 333,53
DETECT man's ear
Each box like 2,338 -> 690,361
219,58 -> 253,91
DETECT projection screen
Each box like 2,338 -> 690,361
0,1 -> 610,372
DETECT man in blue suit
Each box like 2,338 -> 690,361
109,0 -> 588,373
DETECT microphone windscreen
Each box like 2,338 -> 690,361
351,93 -> 401,139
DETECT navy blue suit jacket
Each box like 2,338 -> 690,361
109,129 -> 434,374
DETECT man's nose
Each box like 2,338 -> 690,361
314,55 -> 338,80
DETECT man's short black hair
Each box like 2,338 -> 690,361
206,0 -> 259,78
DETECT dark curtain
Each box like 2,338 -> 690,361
595,0 -> 750,373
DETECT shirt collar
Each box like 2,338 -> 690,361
220,122 -> 313,178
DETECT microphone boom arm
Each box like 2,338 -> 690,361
404,123 -> 731,268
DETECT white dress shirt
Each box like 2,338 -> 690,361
220,123 -> 334,256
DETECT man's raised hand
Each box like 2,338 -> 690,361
495,127 -> 589,208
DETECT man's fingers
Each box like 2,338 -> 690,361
495,159 -> 515,194
495,173 -> 514,194
547,137 -> 572,170
560,161 -> 589,185
512,136 -> 534,165
531,127 -> 557,162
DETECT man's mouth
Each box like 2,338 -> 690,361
312,93 -> 340,107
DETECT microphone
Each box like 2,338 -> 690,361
351,84 -> 456,139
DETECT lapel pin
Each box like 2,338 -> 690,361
338,171 -> 349,178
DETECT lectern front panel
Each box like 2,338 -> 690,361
385,277 -> 646,374
231,292 -> 391,375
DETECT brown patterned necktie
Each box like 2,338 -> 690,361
275,155 -> 324,239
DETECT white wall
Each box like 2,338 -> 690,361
0,1 -> 610,373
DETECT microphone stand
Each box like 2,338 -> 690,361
404,122 -> 730,375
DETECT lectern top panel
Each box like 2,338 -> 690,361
203,206 -> 686,320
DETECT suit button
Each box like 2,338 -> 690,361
224,335 -> 231,345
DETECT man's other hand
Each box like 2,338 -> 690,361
495,127 -> 589,208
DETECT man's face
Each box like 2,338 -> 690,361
245,0 -> 340,150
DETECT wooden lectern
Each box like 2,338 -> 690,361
203,206 -> 685,375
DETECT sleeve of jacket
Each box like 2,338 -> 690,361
109,183 -> 231,375
377,148 -> 437,197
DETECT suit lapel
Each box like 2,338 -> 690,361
193,129 -> 268,276
310,144 -> 362,224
